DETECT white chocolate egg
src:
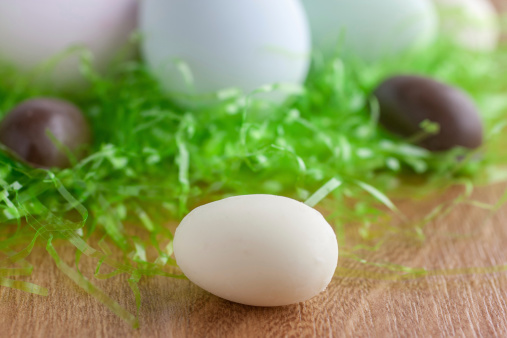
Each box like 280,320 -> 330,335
173,195 -> 338,307
433,0 -> 500,51
0,0 -> 138,86
301,0 -> 438,62
140,0 -> 311,104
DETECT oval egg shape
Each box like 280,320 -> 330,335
301,0 -> 438,62
373,75 -> 483,151
0,98 -> 92,168
0,0 -> 138,87
140,0 -> 311,104
174,195 -> 339,307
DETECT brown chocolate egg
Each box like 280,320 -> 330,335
0,98 -> 91,168
373,75 -> 483,151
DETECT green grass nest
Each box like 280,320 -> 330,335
1,41 -> 507,327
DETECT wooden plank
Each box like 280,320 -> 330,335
2,184 -> 507,337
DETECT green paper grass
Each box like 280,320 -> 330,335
1,40 -> 507,327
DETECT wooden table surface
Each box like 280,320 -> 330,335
2,183 -> 507,337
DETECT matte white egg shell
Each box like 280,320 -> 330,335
173,195 -> 338,307
0,0 -> 137,86
140,0 -> 311,103
301,0 -> 438,62
433,0 -> 499,51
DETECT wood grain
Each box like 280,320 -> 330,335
2,183 -> 507,337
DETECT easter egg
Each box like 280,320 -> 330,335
173,195 -> 338,307
0,0 -> 138,86
433,0 -> 499,51
140,0 -> 311,104
0,98 -> 92,168
301,0 -> 438,62
373,75 -> 483,151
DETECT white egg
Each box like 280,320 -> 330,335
173,195 -> 338,307
433,0 -> 500,51
301,0 -> 438,62
140,0 -> 311,104
0,0 -> 137,86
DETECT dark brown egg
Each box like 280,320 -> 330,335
0,98 -> 91,168
373,75 -> 483,151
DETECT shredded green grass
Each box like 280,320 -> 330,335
1,39 -> 507,327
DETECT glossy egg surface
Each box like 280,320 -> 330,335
373,75 -> 483,151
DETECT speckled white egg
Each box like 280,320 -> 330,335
433,0 -> 500,51
301,0 -> 438,62
173,195 -> 338,307
140,0 -> 311,103
0,0 -> 137,86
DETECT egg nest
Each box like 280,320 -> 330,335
1,41 -> 507,327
